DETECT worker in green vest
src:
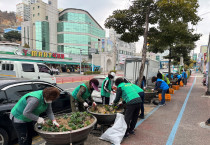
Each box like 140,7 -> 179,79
10,87 -> 60,145
113,77 -> 142,138
101,72 -> 115,104
71,78 -> 99,112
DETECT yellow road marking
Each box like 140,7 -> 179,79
0,74 -> 16,77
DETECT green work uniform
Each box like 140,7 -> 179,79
72,83 -> 91,101
117,83 -> 140,103
101,77 -> 112,97
131,84 -> 144,93
11,90 -> 48,122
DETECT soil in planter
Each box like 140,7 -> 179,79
145,89 -> 155,93
89,104 -> 123,114
40,112 -> 95,132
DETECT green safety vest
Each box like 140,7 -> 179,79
72,83 -> 91,100
11,90 -> 48,122
132,84 -> 144,93
118,83 -> 140,103
162,74 -> 170,85
101,77 -> 112,97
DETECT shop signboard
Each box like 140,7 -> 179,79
22,49 -> 65,59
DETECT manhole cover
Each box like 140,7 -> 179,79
199,122 -> 210,129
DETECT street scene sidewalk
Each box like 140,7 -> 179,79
28,72 -> 210,145
122,73 -> 210,145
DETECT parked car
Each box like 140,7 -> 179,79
0,78 -> 71,145
0,61 -> 56,85
91,76 -> 130,103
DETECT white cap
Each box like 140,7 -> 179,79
110,72 -> 116,77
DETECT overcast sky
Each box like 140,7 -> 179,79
0,0 -> 209,54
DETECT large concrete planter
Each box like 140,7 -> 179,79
144,91 -> 158,103
34,116 -> 97,145
87,107 -> 122,125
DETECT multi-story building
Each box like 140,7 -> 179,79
16,0 -> 37,23
21,0 -> 58,51
57,8 -> 105,55
16,3 -> 30,22
109,29 -> 136,56
109,29 -> 136,70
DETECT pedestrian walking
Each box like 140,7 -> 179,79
101,72 -> 115,104
10,87 -> 60,145
71,78 -> 99,112
152,76 -> 169,106
113,77 -> 142,138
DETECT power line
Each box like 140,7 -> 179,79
21,36 -> 92,54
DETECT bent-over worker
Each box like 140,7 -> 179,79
10,87 -> 60,145
71,78 -> 99,112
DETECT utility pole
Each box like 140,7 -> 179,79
80,49 -> 82,74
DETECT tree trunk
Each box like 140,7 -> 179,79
168,47 -> 171,80
137,6 -> 150,87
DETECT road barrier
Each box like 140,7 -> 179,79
56,76 -> 95,84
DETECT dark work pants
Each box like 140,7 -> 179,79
124,103 -> 141,133
101,96 -> 110,105
12,120 -> 34,145
176,78 -> 182,85
138,92 -> 144,116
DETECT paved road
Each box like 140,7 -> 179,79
58,81 -> 82,92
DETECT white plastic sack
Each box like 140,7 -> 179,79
109,92 -> 116,105
100,113 -> 127,145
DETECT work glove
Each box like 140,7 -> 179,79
92,102 -> 97,107
53,120 -> 60,127
37,117 -> 45,124
83,102 -> 89,107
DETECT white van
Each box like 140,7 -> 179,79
0,61 -> 56,84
